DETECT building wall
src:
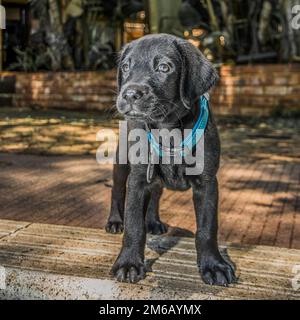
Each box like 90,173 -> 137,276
211,64 -> 300,115
0,64 -> 300,115
0,70 -> 116,111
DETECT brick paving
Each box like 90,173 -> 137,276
0,153 -> 299,249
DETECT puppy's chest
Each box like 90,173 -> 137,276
156,164 -> 191,191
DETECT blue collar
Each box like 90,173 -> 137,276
147,94 -> 210,158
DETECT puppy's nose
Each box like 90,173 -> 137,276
123,87 -> 144,103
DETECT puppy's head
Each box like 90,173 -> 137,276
117,34 -> 218,124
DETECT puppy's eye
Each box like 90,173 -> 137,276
122,63 -> 130,73
157,63 -> 170,73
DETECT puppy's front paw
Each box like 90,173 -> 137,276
146,219 -> 168,235
199,254 -> 236,287
111,253 -> 146,283
105,221 -> 124,234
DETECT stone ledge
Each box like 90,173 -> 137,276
0,219 -> 300,300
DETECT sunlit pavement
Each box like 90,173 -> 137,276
0,108 -> 300,248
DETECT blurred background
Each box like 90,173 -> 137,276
1,0 -> 300,72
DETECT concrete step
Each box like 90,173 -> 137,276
0,219 -> 299,300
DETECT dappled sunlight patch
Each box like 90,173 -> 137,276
0,108 -> 117,156
0,108 -> 299,163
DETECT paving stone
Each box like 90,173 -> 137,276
0,153 -> 299,249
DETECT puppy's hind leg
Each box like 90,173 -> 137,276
105,162 -> 129,234
146,181 -> 167,235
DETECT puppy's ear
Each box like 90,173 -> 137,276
175,39 -> 219,108
117,43 -> 132,92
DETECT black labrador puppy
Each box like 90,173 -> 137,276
107,34 -> 236,286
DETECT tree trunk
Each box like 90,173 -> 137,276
48,0 -> 74,70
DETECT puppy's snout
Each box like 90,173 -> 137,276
122,85 -> 149,104
123,88 -> 143,103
